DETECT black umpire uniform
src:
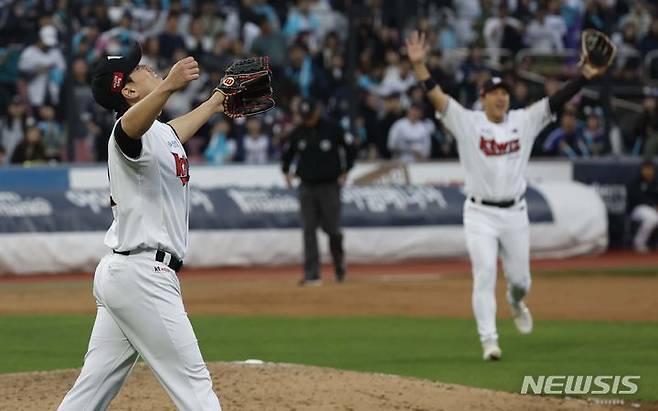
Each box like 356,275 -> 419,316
281,98 -> 357,284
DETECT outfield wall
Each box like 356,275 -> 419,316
0,175 -> 606,274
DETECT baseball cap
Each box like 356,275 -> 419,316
90,42 -> 142,111
298,98 -> 317,118
481,77 -> 511,96
39,25 -> 58,47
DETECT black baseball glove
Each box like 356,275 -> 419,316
580,29 -> 617,69
215,57 -> 275,118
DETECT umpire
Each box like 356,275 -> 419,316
282,98 -> 357,285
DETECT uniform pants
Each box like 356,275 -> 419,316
631,205 -> 658,249
58,252 -> 221,411
463,199 -> 532,343
299,181 -> 344,280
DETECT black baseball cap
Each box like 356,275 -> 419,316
298,97 -> 317,117
91,42 -> 142,111
481,77 -> 511,96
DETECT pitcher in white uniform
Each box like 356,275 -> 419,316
405,31 -> 610,360
58,42 -> 225,410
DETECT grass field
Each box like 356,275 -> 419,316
1,314 -> 656,401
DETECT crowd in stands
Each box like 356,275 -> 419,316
1,0 -> 658,167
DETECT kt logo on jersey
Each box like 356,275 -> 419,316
172,153 -> 190,185
479,136 -> 520,156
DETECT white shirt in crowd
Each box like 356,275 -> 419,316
18,45 -> 66,106
525,15 -> 566,52
0,117 -> 24,162
243,134 -> 269,164
387,117 -> 435,163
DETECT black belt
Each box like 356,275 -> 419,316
470,196 -> 523,208
113,249 -> 183,272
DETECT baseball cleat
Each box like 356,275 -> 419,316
511,302 -> 533,334
482,338 -> 502,361
298,279 -> 322,287
335,264 -> 346,283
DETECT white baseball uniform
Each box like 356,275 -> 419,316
436,97 -> 553,343
58,119 -> 222,411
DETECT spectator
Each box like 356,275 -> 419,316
197,2 -> 240,39
0,43 -> 22,110
18,25 -> 66,107
243,117 -> 269,164
387,103 -> 434,163
582,0 -> 614,33
37,104 -> 65,161
628,96 -> 658,155
157,12 -> 185,61
284,42 -> 326,98
511,81 -> 530,109
140,37 -> 165,72
379,54 -> 416,97
204,120 -> 236,164
639,18 -> 658,57
456,47 -> 489,107
251,0 -> 281,30
0,145 -> 5,166
612,22 -> 641,70
619,1 -> 653,40
525,8 -> 566,52
10,124 -> 47,165
0,96 -> 28,162
97,11 -> 142,56
317,31 -> 342,72
581,106 -> 609,156
377,93 -> 404,154
542,107 -> 584,158
202,33 -> 236,75
483,5 -> 524,61
250,15 -> 288,69
627,160 -> 658,253
72,25 -> 100,63
184,16 -> 212,62
283,0 -> 321,45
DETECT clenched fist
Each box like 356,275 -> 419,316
164,57 -> 200,91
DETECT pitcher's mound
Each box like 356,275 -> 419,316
0,362 -> 628,410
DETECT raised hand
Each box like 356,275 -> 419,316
164,57 -> 200,91
405,31 -> 429,65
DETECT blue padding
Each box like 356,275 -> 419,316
0,167 -> 69,190
0,186 -> 553,233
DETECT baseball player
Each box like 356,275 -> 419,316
58,43 -> 225,410
405,31 -> 613,360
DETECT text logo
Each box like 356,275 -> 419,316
111,72 -> 124,92
479,136 -> 520,156
172,153 -> 190,186
520,376 -> 640,395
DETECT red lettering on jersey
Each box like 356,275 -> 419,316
479,136 -> 521,156
172,153 -> 190,185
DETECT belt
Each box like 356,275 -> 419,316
113,249 -> 183,272
469,196 -> 523,208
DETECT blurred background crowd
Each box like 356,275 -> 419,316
1,0 -> 658,166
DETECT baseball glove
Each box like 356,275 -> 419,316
215,57 -> 275,118
580,29 -> 617,69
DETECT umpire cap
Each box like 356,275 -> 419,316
298,97 -> 317,119
480,77 -> 512,96
91,42 -> 142,111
